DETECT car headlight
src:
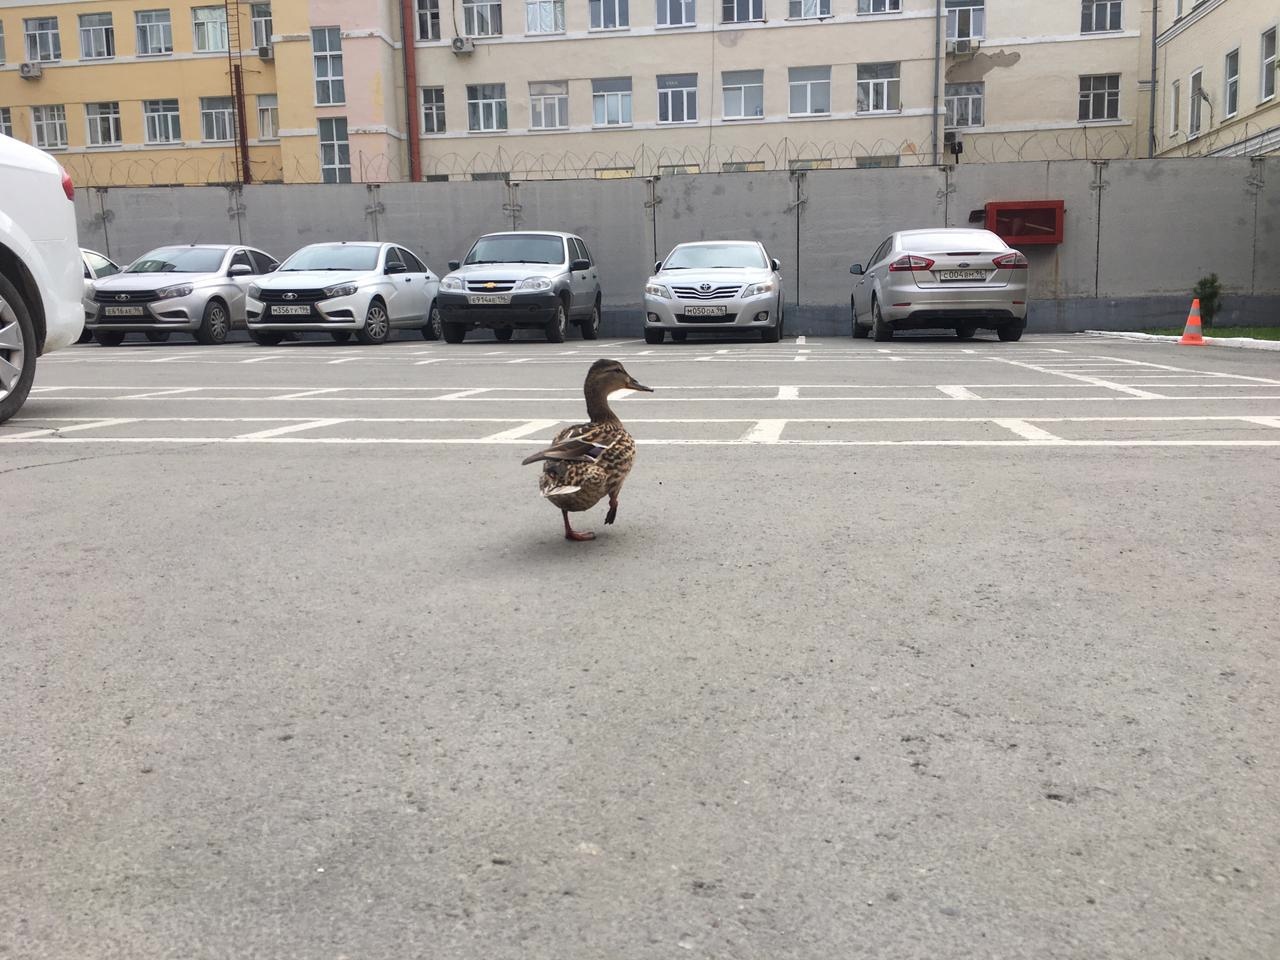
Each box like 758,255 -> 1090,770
156,284 -> 194,300
514,276 -> 554,292
645,282 -> 672,299
440,276 -> 464,291
323,283 -> 359,298
247,282 -> 261,298
744,281 -> 776,297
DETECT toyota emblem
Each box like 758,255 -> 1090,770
283,292 -> 298,300
115,294 -> 130,301
698,282 -> 712,292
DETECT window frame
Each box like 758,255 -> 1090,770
0,108 -> 12,139
1261,28 -> 1276,103
251,3 -> 273,48
789,0 -> 831,18
944,81 -> 984,128
463,0 -> 504,36
657,74 -> 698,124
945,0 -> 985,42
530,81 -> 570,129
722,0 -> 762,24
318,117 -> 352,183
422,86 -> 446,133
590,0 -> 630,29
856,62 -> 902,114
312,26 -> 346,106
31,104 -> 68,150
143,99 -> 182,144
788,66 -> 832,117
200,96 -> 236,142
1224,48 -> 1239,118
722,70 -> 764,120
592,78 -> 634,127
257,94 -> 279,140
79,12 -> 115,60
85,101 -> 122,147
466,83 -> 509,132
526,0 -> 566,33
1079,72 -> 1121,123
135,10 -> 174,56
24,17 -> 62,62
416,0 -> 442,40
657,0 -> 696,28
857,0 -> 900,12
1169,78 -> 1180,134
1188,69 -> 1202,136
191,6 -> 229,53
1080,0 -> 1122,34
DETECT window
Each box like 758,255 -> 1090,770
721,160 -> 765,172
136,10 -> 173,55
1224,49 -> 1239,118
463,0 -> 503,36
24,17 -> 62,62
313,27 -> 345,105
1081,0 -> 1121,32
595,166 -> 635,179
144,99 -> 181,142
79,13 -> 115,59
945,0 -> 984,41
319,117 -> 351,183
1188,70 -> 1202,135
658,73 -> 697,123
1079,73 -> 1120,122
32,105 -> 68,149
230,249 -> 254,273
471,171 -> 509,181
85,102 -> 121,146
0,23 -> 5,65
85,251 -> 120,278
857,0 -> 899,11
723,0 -> 762,23
401,248 -> 428,273
790,0 -> 831,18
422,86 -> 446,133
0,108 -> 13,139
250,250 -> 279,273
789,66 -> 831,116
416,0 -> 441,40
789,158 -> 832,170
467,83 -> 508,131
723,69 -> 764,118
200,96 -> 235,141
945,81 -> 984,127
192,6 -> 228,52
657,0 -> 695,27
591,0 -> 629,28
593,77 -> 633,126
658,163 -> 701,174
251,4 -> 273,48
527,0 -> 565,32
856,155 -> 899,168
257,94 -> 279,139
857,62 -> 901,113
1170,79 -> 1180,134
1264,28 -> 1277,102
530,81 -> 569,129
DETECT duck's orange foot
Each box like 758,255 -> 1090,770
562,510 -> 595,542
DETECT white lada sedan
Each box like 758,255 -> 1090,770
643,240 -> 784,344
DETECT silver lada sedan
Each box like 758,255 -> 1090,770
643,240 -> 784,344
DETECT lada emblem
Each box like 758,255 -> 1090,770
115,294 -> 130,301
283,292 -> 298,300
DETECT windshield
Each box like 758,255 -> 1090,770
465,234 -> 566,266
663,243 -> 767,270
126,247 -> 226,274
280,245 -> 381,272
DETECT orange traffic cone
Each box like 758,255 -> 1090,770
1179,299 -> 1205,345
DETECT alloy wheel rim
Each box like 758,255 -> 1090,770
557,308 -> 566,336
370,306 -> 389,339
431,308 -> 442,337
211,306 -> 228,339
0,294 -> 26,402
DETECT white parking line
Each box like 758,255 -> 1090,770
1241,416 -> 1280,429
741,419 -> 788,442
992,419 -> 1067,443
434,388 -> 491,401
241,354 -> 279,363
480,419 -> 563,441
777,386 -> 800,400
269,388 -> 346,400
234,418 -> 349,439
119,387 -> 203,400
937,385 -> 981,400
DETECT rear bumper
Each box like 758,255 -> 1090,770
888,307 -> 1026,329
437,291 -> 559,327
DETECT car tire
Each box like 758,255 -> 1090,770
146,331 -> 171,343
356,299 -> 391,345
494,328 -> 514,342
421,301 -> 442,341
644,328 -> 664,345
762,318 -> 781,343
546,301 -> 568,343
582,302 -> 601,340
95,330 -> 126,347
955,324 -> 977,340
872,301 -> 893,342
0,273 -> 39,425
442,321 -> 466,344
77,326 -> 94,344
330,331 -> 351,343
250,331 -> 284,346
194,299 -> 230,345
997,322 -> 1025,342
671,331 -> 688,343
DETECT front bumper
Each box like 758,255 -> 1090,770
437,290 -> 559,327
88,292 -> 207,332
246,292 -> 366,331
643,292 -> 776,330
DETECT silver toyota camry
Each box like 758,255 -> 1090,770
643,240 -> 784,344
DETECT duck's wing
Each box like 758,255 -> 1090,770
521,435 -> 616,466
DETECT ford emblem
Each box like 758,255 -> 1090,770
283,292 -> 298,300
958,262 -> 970,268
115,293 -> 130,301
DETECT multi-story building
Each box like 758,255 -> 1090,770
1151,0 -> 1279,157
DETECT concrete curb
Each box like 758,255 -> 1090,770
1083,330 -> 1280,352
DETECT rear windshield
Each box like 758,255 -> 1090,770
127,247 -> 225,274
902,232 -> 1003,252
663,243 -> 767,270
280,245 -> 380,272
465,234 -> 566,266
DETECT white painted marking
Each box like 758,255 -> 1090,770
796,336 -> 806,344
508,357 -> 534,363
997,357 -> 1166,398
327,357 -> 363,364
241,354 -> 280,363
1241,416 -> 1280,429
270,388 -> 345,400
937,385 -> 980,400
777,386 -> 800,400
716,349 -> 731,355
147,354 -> 191,363
434,388 -> 491,401
415,358 -> 446,365
480,419 -> 562,441
794,355 -> 808,362
1047,349 -> 1070,354
119,387 -> 202,400
992,419 -> 1067,442
235,418 -> 349,439
742,419 -> 787,442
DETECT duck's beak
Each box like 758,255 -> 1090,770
625,377 -> 654,393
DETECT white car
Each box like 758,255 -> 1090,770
643,240 -> 784,344
246,242 -> 439,345
0,135 -> 84,424
78,248 -> 122,342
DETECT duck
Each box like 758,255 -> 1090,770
521,359 -> 654,541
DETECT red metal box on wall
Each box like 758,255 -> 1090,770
984,200 -> 1065,246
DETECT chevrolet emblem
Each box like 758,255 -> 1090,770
485,282 -> 496,289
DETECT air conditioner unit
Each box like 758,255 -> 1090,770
450,36 -> 475,54
18,62 -> 43,80
258,44 -> 274,60
947,38 -> 972,55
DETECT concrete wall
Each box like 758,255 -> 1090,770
75,157 -> 1278,334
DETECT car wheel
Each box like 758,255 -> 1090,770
421,301 -> 442,341
250,331 -> 284,346
330,331 -> 352,343
582,302 -> 601,340
442,321 -> 466,344
357,299 -> 391,345
872,301 -> 893,342
95,330 -> 126,346
852,300 -> 871,338
997,322 -> 1025,342
671,331 -> 688,342
146,331 -> 171,343
0,274 -> 38,425
194,299 -> 230,345
955,324 -> 977,340
761,318 -> 781,343
644,328 -> 664,345
77,326 -> 94,344
494,328 -> 514,342
546,301 -> 568,343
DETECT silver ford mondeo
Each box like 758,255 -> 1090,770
643,240 -> 784,344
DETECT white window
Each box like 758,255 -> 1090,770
0,108 -> 11,139
416,0 -> 441,40
857,62 -> 901,113
1081,0 -> 1121,33
32,105 -> 68,149
857,0 -> 899,12
313,27 -> 345,105
463,0 -> 503,36
0,23 -> 6,65
856,155 -> 899,168
319,118 -> 351,183
85,102 -> 122,146
593,77 -> 633,126
467,83 -> 508,131
1188,70 -> 1202,135
1264,28 -> 1277,102
422,86 -> 446,132
200,96 -> 235,142
1224,49 -> 1239,118
945,0 -> 984,41
789,66 -> 831,116
723,0 -> 761,23
723,69 -> 764,119
24,17 -> 62,62
529,81 -> 569,128
79,13 -> 115,59
945,81 -> 984,127
790,0 -> 831,18
251,4 -> 273,48
591,0 -> 629,28
658,73 -> 697,123
1079,73 -> 1120,122
1170,79 -> 1180,134
144,99 -> 181,143
657,0 -> 695,27
527,0 -> 565,33
192,6 -> 228,52
257,94 -> 278,139
135,10 -> 173,56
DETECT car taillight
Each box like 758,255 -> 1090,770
993,251 -> 1028,269
888,255 -> 935,272
60,166 -> 75,201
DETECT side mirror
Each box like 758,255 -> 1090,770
448,260 -> 461,271
654,260 -> 663,273
849,264 -> 864,276
570,258 -> 591,272
385,261 -> 408,275
770,258 -> 780,272
229,263 -> 252,277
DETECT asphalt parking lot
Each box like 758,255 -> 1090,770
5,333 -> 1279,959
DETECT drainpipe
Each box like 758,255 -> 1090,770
1147,1 -> 1158,157
932,0 -> 942,166
399,0 -> 422,180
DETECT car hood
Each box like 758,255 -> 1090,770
652,267 -> 772,285
95,272 -> 214,290
448,262 -> 566,282
257,270 -> 378,288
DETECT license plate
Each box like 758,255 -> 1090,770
271,305 -> 311,316
939,270 -> 987,281
103,306 -> 144,317
685,305 -> 727,317
469,294 -> 511,305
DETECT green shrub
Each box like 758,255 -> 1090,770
1193,274 -> 1221,329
